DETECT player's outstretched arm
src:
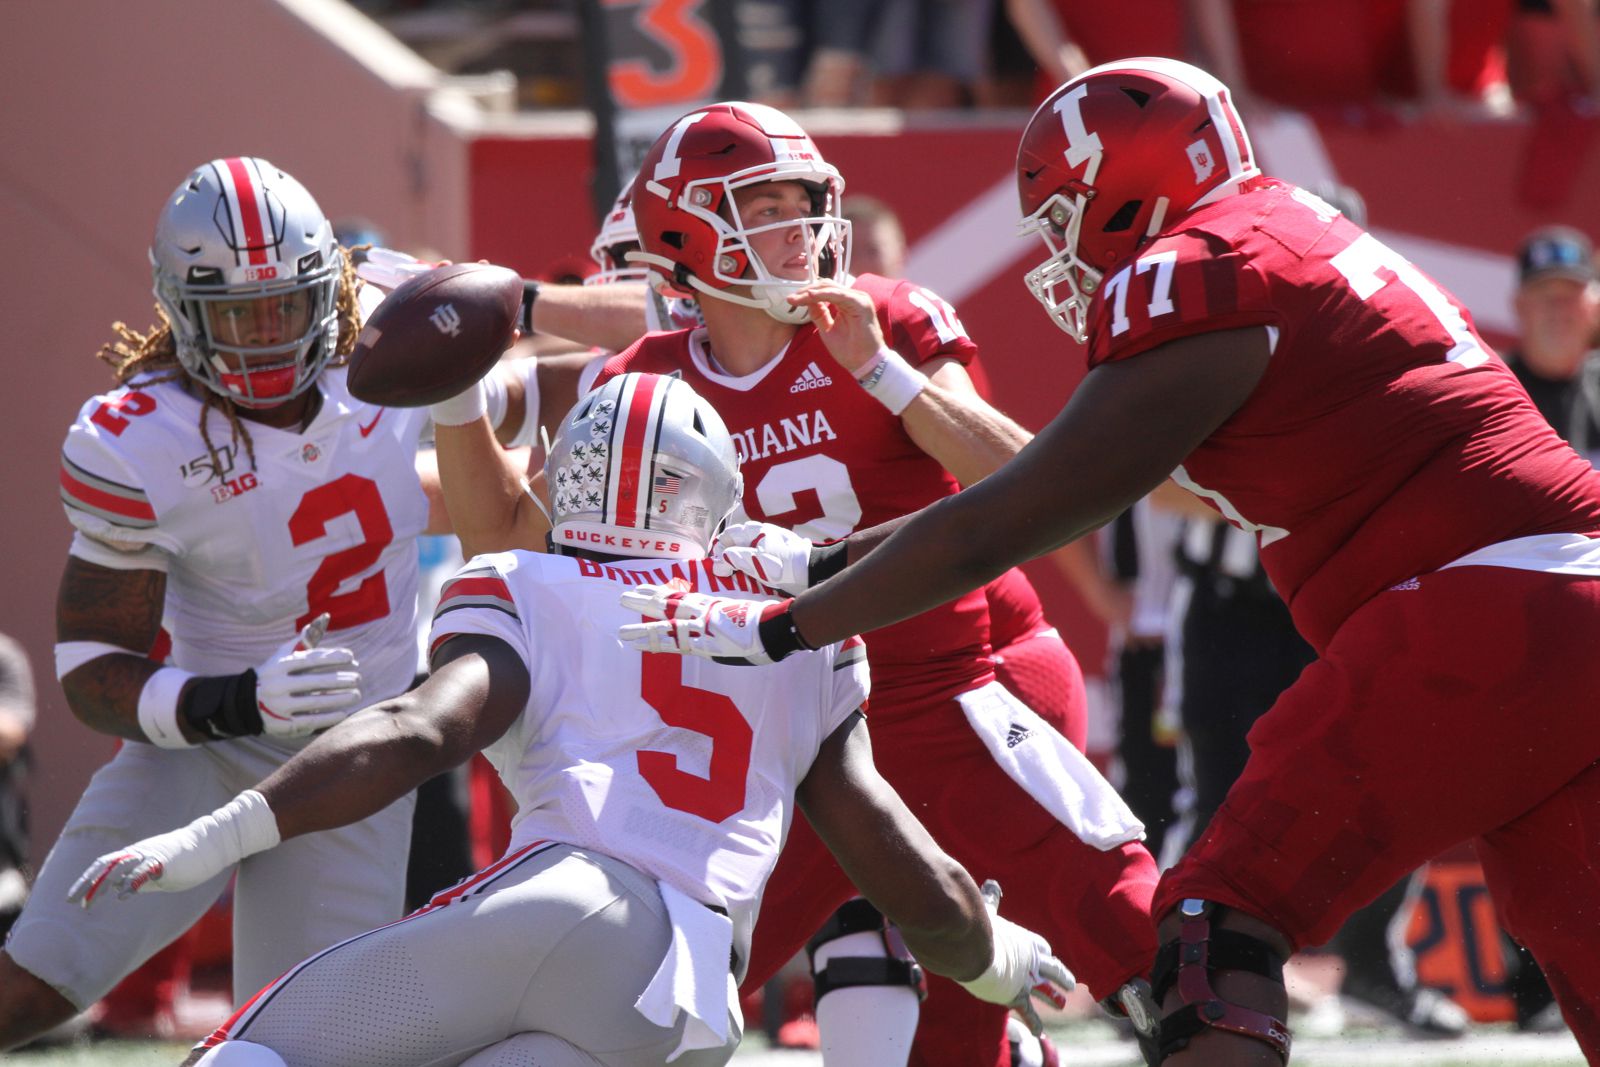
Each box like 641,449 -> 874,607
799,713 -> 1074,1031
68,635 -> 529,907
530,282 -> 650,353
787,326 -> 1274,650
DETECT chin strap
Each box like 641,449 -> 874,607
1147,899 -> 1291,1064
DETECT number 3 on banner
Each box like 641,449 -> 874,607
605,0 -> 721,108
637,652 -> 752,822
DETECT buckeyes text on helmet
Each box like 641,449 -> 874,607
546,373 -> 742,560
629,101 -> 851,325
1016,58 -> 1260,342
150,157 -> 341,408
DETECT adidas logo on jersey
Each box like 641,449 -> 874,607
789,361 -> 833,393
1004,723 -> 1033,749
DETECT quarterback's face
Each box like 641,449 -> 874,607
204,290 -> 314,361
733,181 -> 813,282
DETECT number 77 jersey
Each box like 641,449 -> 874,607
1088,178 -> 1600,652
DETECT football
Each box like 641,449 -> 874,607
346,262 -> 524,407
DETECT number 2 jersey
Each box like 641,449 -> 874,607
427,550 -> 869,978
600,272 -> 1006,710
1087,178 -> 1600,651
59,366 -> 428,705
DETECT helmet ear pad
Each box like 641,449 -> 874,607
546,373 -> 742,561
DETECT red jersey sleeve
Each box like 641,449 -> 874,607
1085,228 -> 1278,368
855,273 -> 980,370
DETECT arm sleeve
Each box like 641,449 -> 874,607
880,277 -> 981,370
427,555 -> 529,666
59,407 -> 183,555
1086,230 -> 1279,367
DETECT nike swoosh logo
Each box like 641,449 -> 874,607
358,410 -> 384,437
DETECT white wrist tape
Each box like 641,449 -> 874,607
54,641 -> 144,681
137,666 -> 197,749
505,358 -> 542,448
429,379 -> 489,427
855,347 -> 929,416
215,789 -> 283,861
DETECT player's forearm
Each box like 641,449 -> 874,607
255,695 -> 462,841
900,383 -> 1033,487
434,420 -> 546,557
60,655 -> 166,742
530,283 -> 649,353
57,557 -> 169,740
796,432 -> 1106,647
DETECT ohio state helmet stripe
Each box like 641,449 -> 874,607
220,157 -> 270,266
613,373 -> 662,529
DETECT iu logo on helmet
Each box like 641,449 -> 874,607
1186,141 -> 1215,183
429,303 -> 463,337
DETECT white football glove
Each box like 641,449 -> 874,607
617,586 -> 792,664
352,246 -> 438,292
959,880 -> 1076,1035
711,522 -> 815,593
255,614 -> 363,739
67,790 -> 281,908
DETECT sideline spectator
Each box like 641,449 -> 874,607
0,635 -> 34,941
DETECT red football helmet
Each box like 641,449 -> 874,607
1016,58 -> 1260,341
630,101 -> 849,324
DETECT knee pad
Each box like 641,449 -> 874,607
1145,899 -> 1291,1065
806,898 -> 927,1004
193,1041 -> 289,1067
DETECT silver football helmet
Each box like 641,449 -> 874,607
151,157 -> 341,408
547,373 -> 741,560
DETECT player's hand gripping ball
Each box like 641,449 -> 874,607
347,262 -> 523,406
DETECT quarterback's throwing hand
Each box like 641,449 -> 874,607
959,880 -> 1076,1035
617,587 -> 794,664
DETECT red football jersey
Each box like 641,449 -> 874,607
1087,179 -> 1600,651
600,273 -> 997,707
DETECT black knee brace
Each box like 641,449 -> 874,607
1146,899 -> 1291,1064
806,898 -> 928,1003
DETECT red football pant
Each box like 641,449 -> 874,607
1156,566 -> 1600,1059
746,640 -> 1156,1067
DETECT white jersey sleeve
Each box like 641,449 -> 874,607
61,385 -> 182,554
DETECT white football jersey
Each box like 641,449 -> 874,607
60,366 -> 429,705
428,550 -> 869,976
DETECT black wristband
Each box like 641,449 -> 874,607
179,669 -> 263,741
519,279 -> 542,335
807,540 -> 849,585
756,600 -> 817,662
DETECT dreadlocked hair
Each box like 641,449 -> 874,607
95,249 -> 364,473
